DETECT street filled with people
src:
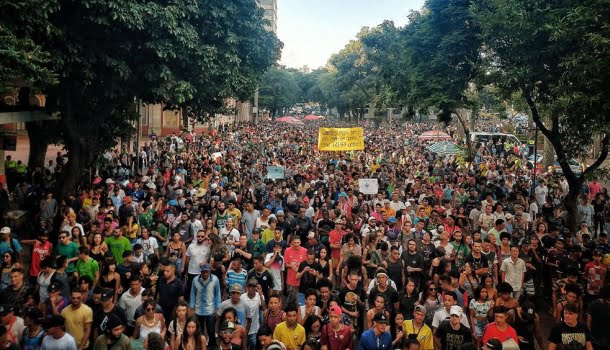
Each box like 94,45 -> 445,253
0,120 -> 608,350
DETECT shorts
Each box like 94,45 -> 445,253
474,319 -> 488,337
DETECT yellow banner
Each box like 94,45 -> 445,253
317,127 -> 364,151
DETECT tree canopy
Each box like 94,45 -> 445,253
1,0 -> 281,194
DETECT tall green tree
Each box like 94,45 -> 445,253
475,0 -> 610,230
258,67 -> 301,118
401,0 -> 482,153
13,0 -> 281,195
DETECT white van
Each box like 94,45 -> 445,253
470,132 -> 522,146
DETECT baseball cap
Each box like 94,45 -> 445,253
437,225 -> 445,232
229,284 -> 243,294
368,216 -> 376,222
221,320 -> 236,331
106,314 -> 123,331
413,305 -> 427,315
0,305 -> 13,315
373,312 -> 389,323
247,278 -> 258,286
100,289 -> 114,301
307,231 -> 316,239
0,227 -> 10,234
168,199 -> 178,206
329,305 -> 342,316
339,192 -> 348,198
265,205 -> 273,210
200,263 -> 212,272
276,210 -> 285,216
450,305 -> 462,317
388,216 -> 397,223
335,219 -> 343,224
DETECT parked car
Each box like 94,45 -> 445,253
527,155 -> 583,175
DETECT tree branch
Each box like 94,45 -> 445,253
582,134 -> 610,178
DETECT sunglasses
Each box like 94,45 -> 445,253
221,330 -> 234,335
146,307 -> 155,311
59,236 -> 67,239
429,288 -> 437,291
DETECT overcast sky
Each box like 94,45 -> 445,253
277,0 -> 426,69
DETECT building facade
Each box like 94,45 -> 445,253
258,0 -> 278,33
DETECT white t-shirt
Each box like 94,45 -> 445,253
186,242 -> 211,275
41,332 -> 78,350
434,241 -> 454,259
136,237 -> 159,257
241,293 -> 263,335
219,228 -> 240,246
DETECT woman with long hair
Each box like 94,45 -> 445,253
459,262 -> 479,299
209,233 -> 230,264
390,312 -> 406,350
98,257 -> 121,301
89,232 -> 108,263
417,280 -> 442,326
134,299 -> 166,340
316,247 -> 333,281
468,285 -> 494,349
398,278 -> 419,320
303,315 -> 322,343
173,316 -> 206,350
166,232 -> 186,275
168,301 -> 189,347
203,219 -> 218,237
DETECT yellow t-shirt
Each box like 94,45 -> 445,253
61,304 -> 93,347
273,322 -> 306,350
262,228 -> 275,244
403,319 -> 434,350
226,207 -> 242,223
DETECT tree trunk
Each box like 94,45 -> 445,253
57,136 -> 87,198
455,109 -> 474,162
26,121 -> 51,170
564,178 -> 584,233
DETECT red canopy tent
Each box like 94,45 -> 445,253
417,130 -> 452,141
276,116 -> 297,122
304,114 -> 320,121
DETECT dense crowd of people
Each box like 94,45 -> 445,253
0,120 -> 608,350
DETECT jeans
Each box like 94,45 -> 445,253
197,315 -> 217,348
248,333 -> 257,350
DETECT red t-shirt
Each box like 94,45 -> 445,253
321,324 -> 354,350
285,247 -> 308,287
329,229 -> 346,260
30,241 -> 53,277
481,322 -> 518,345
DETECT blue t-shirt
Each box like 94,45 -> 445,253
358,329 -> 392,350
0,238 -> 22,255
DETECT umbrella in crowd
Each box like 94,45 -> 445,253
417,130 -> 452,141
304,114 -> 320,121
427,140 -> 459,155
